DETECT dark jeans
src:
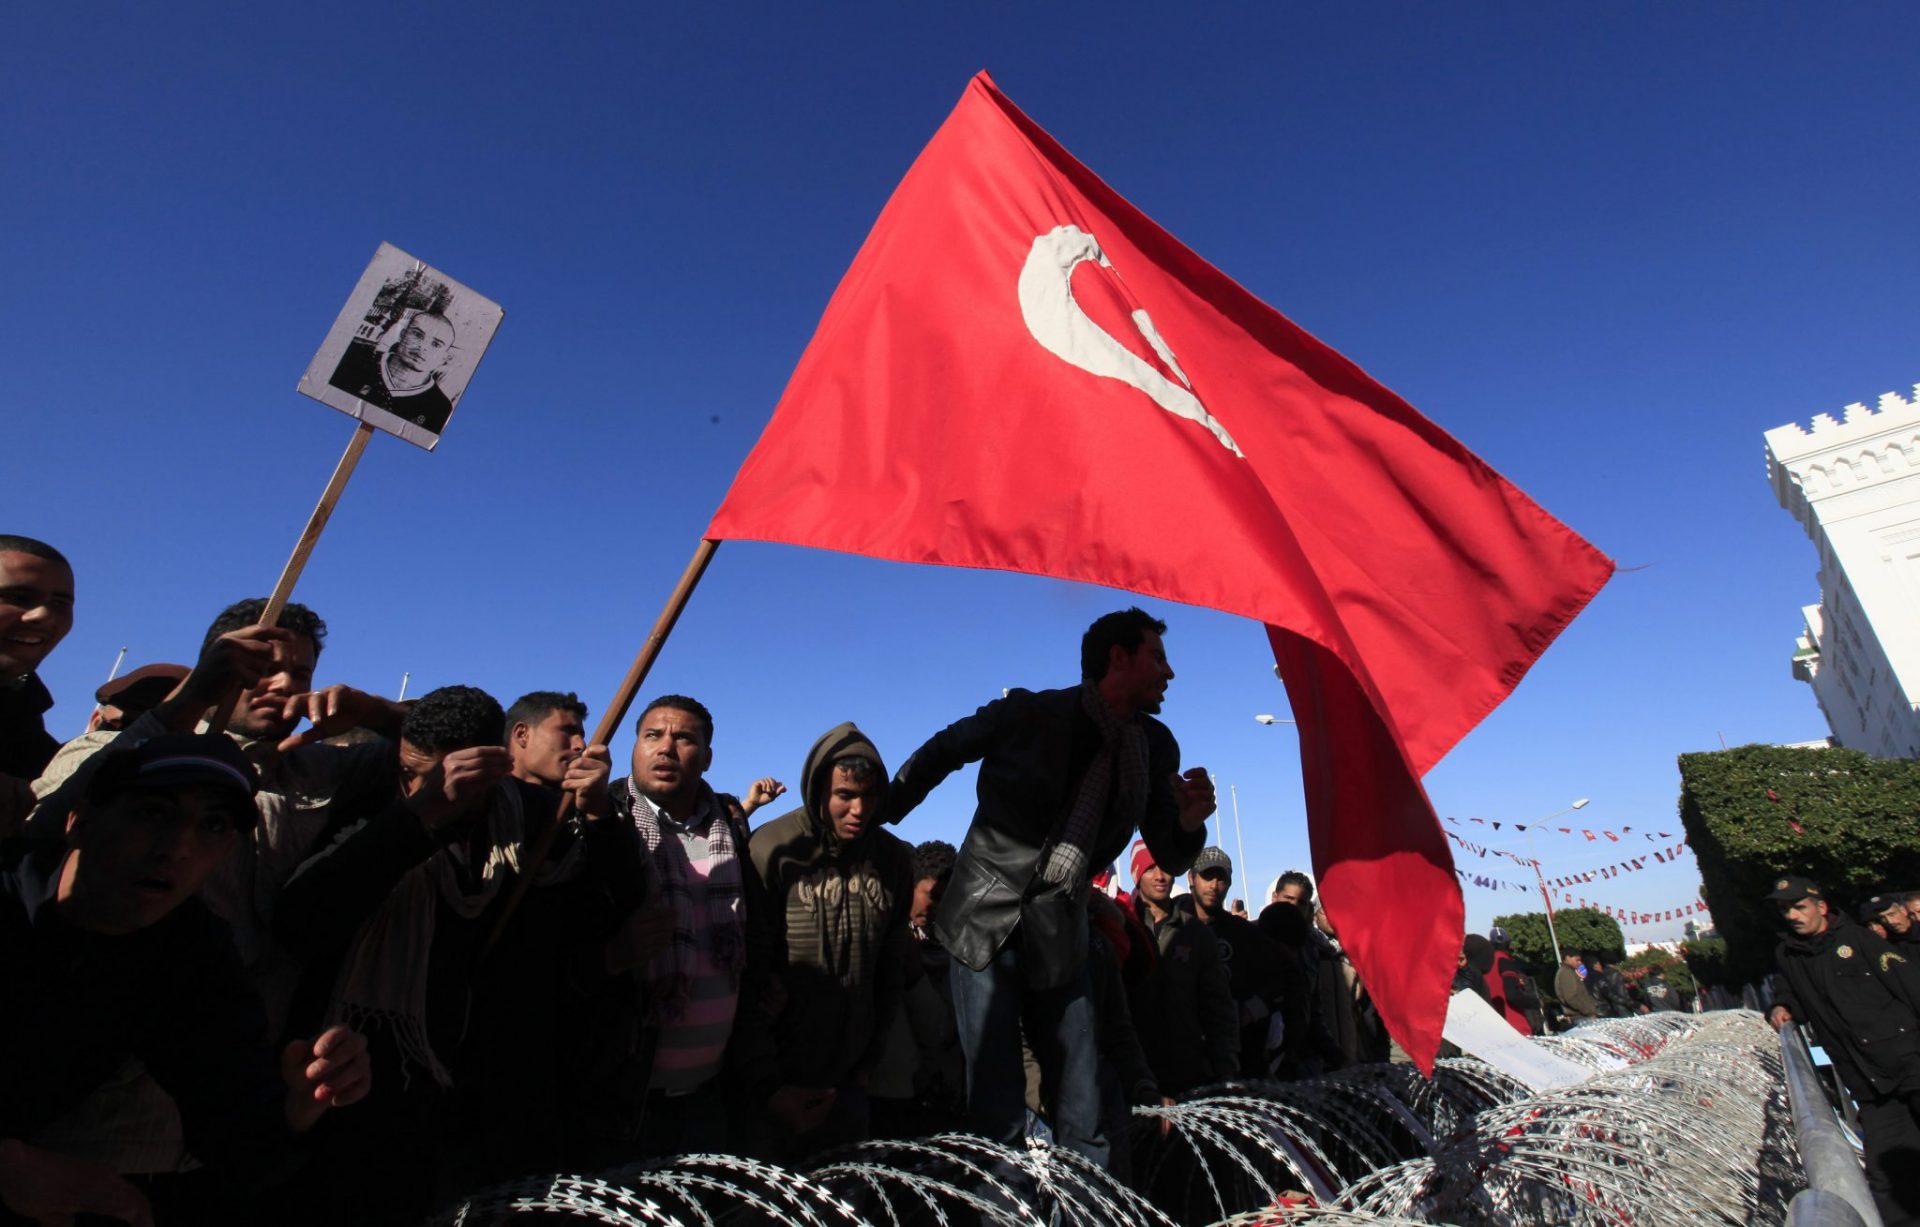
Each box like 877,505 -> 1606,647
950,939 -> 1107,1168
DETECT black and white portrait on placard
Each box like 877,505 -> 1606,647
297,243 -> 504,451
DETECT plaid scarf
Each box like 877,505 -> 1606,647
624,780 -> 745,1021
1039,681 -> 1149,886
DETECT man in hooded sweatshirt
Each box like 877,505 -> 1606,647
748,723 -> 914,1160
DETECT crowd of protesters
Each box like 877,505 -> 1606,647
1,533 -> 1446,1225
8,527 -> 1774,1227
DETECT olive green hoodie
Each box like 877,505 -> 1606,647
747,722 -> 914,1087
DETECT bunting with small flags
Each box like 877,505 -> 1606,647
1446,815 -> 1678,841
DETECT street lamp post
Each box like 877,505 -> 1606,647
1229,783 -> 1250,911
1526,798 -> 1590,966
1251,714 -> 1298,908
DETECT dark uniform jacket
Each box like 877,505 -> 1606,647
889,685 -> 1202,977
1775,918 -> 1920,1099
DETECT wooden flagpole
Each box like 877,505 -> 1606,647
206,422 -> 377,731
485,537 -> 720,953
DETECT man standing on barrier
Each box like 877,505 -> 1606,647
886,608 -> 1214,1167
1768,874 -> 1920,1226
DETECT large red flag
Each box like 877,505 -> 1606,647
707,73 -> 1613,1067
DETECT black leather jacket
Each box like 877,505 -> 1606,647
889,685 -> 1202,975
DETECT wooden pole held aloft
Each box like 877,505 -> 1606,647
587,537 -> 719,748
206,422 -> 376,732
485,537 -> 721,954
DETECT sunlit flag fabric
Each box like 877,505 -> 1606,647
707,72 -> 1613,1067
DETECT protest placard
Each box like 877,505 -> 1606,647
298,242 -> 504,451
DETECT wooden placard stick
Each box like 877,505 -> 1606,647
484,537 -> 720,954
205,422 -> 376,732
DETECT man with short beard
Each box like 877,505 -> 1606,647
1769,875 -> 1920,1225
596,694 -> 798,1159
1181,847 -> 1290,1078
0,534 -> 75,832
1129,843 -> 1237,1094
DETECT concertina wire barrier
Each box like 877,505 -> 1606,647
436,1010 -> 1818,1227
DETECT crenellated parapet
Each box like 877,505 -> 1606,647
1766,385 -> 1920,529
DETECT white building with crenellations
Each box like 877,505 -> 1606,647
1765,385 -> 1920,759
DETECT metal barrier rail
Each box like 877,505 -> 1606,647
1779,1023 -> 1881,1227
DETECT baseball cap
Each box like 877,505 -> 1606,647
86,733 -> 259,828
1764,875 -> 1822,904
1191,847 -> 1233,877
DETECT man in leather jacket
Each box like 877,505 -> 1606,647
886,609 -> 1214,1168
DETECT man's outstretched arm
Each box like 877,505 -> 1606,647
888,692 -> 1024,824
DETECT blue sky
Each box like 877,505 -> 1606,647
6,6 -> 1916,944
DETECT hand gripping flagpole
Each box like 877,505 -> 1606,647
484,537 -> 719,954
204,422 -> 377,733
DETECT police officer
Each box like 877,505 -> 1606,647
1768,874 -> 1920,1226
1862,893 -> 1920,947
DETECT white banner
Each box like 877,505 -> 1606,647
1441,989 -> 1592,1092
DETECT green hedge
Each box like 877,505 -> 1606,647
1677,744 -> 1920,987
1682,937 -> 1728,990
1492,907 -> 1624,991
